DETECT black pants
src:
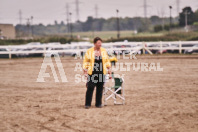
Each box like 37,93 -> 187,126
85,74 -> 105,106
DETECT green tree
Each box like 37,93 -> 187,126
193,9 -> 198,23
179,7 -> 194,26
150,16 -> 161,25
54,20 -> 58,25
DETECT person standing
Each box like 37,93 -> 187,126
83,37 -> 111,109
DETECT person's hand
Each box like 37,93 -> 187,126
109,74 -> 112,79
83,70 -> 88,78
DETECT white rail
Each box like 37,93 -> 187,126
0,41 -> 198,59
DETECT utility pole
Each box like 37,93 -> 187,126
69,12 -> 73,38
66,3 -> 70,33
75,0 -> 80,22
143,0 -> 147,18
169,6 -> 172,31
19,10 -> 22,25
18,10 -> 22,38
116,9 -> 120,39
26,18 -> 31,37
185,11 -> 188,27
95,4 -> 98,18
142,0 -> 150,31
157,7 -> 165,30
185,10 -> 190,32
31,16 -> 33,38
176,0 -> 180,15
71,0 -> 82,22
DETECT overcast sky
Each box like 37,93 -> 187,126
0,0 -> 198,25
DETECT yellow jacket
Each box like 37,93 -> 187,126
109,56 -> 118,62
83,47 -> 111,75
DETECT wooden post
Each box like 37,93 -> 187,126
179,41 -> 182,54
8,46 -> 12,59
44,46 -> 46,57
160,41 -> 162,54
142,42 -> 145,54
111,44 -> 114,56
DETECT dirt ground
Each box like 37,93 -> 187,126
0,55 -> 198,132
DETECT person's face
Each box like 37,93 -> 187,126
94,40 -> 102,49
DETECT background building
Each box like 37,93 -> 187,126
0,24 -> 16,39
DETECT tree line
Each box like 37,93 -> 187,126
15,6 -> 198,37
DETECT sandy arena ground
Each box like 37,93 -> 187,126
0,55 -> 198,132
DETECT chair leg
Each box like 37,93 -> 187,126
104,87 -> 125,105
122,92 -> 125,105
122,84 -> 125,105
114,93 -> 116,104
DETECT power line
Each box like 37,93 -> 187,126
141,0 -> 151,18
75,0 -> 81,22
143,0 -> 148,18
176,0 -> 180,15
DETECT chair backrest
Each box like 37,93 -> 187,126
114,77 -> 123,94
114,78 -> 123,88
111,72 -> 123,88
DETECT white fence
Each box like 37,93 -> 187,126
0,41 -> 198,59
